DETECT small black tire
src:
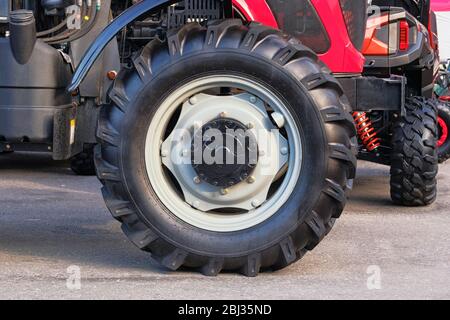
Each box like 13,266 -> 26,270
95,21 -> 357,276
390,97 -> 439,206
437,102 -> 450,163
70,144 -> 96,176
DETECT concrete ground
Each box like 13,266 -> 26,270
0,152 -> 448,300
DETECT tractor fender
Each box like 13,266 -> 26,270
68,0 -> 180,92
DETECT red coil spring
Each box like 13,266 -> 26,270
353,112 -> 381,151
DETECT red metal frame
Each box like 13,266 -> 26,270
232,0 -> 366,74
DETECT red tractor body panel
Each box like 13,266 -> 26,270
233,0 -> 366,74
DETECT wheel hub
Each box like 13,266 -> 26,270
192,118 -> 258,187
146,75 -> 302,231
158,92 -> 290,212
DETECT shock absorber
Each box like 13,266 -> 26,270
353,112 -> 381,151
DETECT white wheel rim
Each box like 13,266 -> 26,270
145,75 -> 303,232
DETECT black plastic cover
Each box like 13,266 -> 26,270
339,76 -> 405,112
0,38 -> 72,146
372,0 -> 430,26
167,0 -> 223,29
339,0 -> 368,51
265,0 -> 330,54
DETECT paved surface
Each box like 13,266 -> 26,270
0,152 -> 448,300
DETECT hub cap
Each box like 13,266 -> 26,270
145,75 -> 302,232
192,118 -> 258,188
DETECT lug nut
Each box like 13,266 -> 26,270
182,149 -> 190,157
193,176 -> 201,184
220,188 -> 229,195
251,200 -> 260,208
249,96 -> 257,104
193,122 -> 202,130
247,122 -> 255,129
247,176 -> 256,184
219,112 -> 227,118
189,96 -> 198,105
161,149 -> 169,157
281,147 -> 289,155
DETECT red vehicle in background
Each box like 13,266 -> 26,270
432,0 -> 450,162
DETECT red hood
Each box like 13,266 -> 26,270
432,0 -> 450,12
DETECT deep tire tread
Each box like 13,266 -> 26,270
390,97 -> 439,206
97,21 -> 357,276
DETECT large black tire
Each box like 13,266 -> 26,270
437,102 -> 450,163
390,97 -> 438,206
70,144 -> 96,176
95,21 -> 357,276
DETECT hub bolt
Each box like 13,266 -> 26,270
182,149 -> 190,157
251,200 -> 260,208
189,96 -> 198,105
193,176 -> 202,184
193,122 -> 202,130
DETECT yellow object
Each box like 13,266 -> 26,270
70,119 -> 76,145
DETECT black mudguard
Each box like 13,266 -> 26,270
69,0 -> 178,91
68,0 -> 231,92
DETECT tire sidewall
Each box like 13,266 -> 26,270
118,50 -> 330,257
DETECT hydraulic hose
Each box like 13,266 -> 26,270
37,18 -> 68,37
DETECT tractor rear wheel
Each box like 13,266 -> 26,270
95,21 -> 356,276
390,97 -> 439,206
